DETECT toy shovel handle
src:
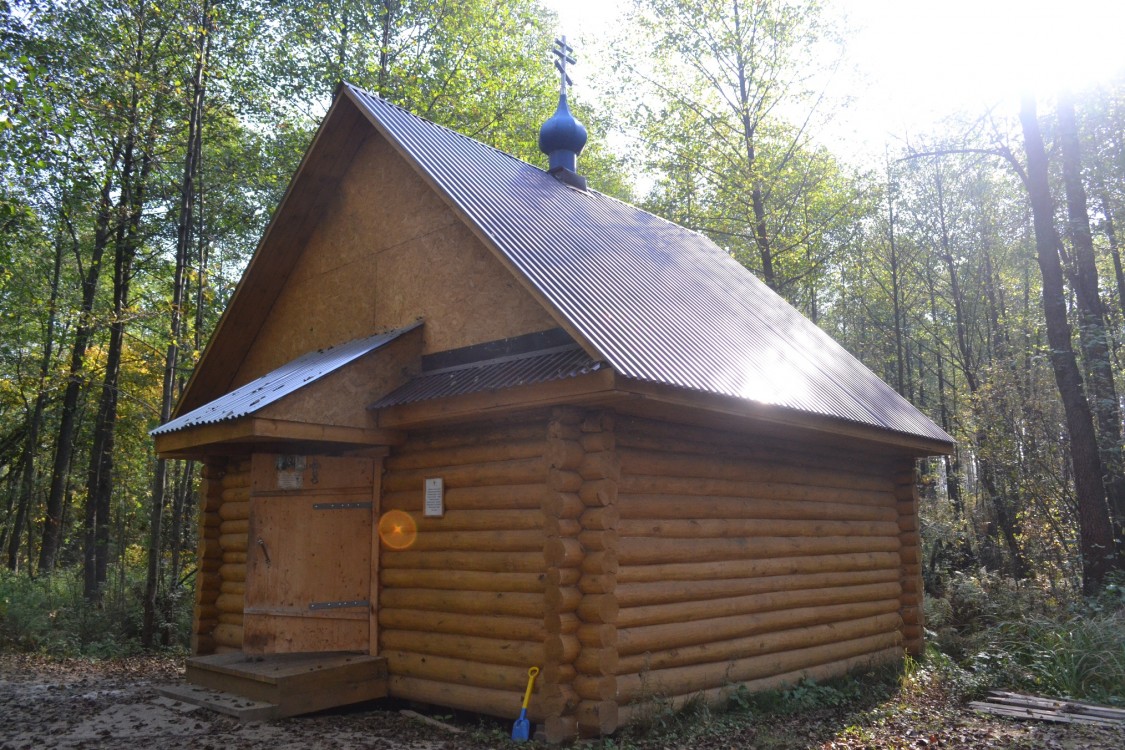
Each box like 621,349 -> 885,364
521,666 -> 540,710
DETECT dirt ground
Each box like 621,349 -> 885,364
1,654 -> 1122,749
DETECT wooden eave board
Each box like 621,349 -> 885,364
154,416 -> 400,458
175,95 -> 374,415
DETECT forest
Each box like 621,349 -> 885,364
1,0 -> 1123,720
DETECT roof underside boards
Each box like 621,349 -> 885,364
152,323 -> 422,436
372,344 -> 604,408
345,85 -> 952,447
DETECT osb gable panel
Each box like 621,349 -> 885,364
255,328 -> 422,429
233,134 -> 557,386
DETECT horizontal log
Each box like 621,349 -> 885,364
579,452 -> 620,482
580,430 -> 614,452
900,547 -> 922,565
616,568 -> 899,608
577,529 -> 616,551
406,529 -> 543,553
218,563 -> 246,582
221,486 -> 250,503
543,491 -> 585,518
218,501 -> 249,521
402,420 -> 545,452
548,470 -> 583,492
385,439 -> 546,471
580,506 -> 619,530
382,550 -> 541,573
620,476 -> 895,507
219,519 -> 249,535
618,599 -> 900,655
577,699 -> 618,736
382,568 -> 545,593
381,630 -> 544,667
215,594 -> 243,614
619,448 -> 890,493
618,535 -> 899,566
221,551 -> 247,564
544,538 -> 583,568
618,493 -> 896,523
546,567 -> 582,588
582,551 -> 618,575
547,439 -> 584,471
220,581 -> 245,595
380,588 -> 544,618
545,586 -> 582,611
543,611 -> 581,635
379,608 -> 545,641
220,472 -> 250,490
212,623 -> 242,649
217,613 -> 243,626
577,595 -> 618,624
574,674 -> 617,701
409,509 -> 544,532
219,533 -> 248,552
577,623 -> 617,648
579,480 -> 618,507
383,457 -> 547,494
383,484 -> 544,512
545,518 -> 583,538
198,538 -> 221,560
619,518 -> 901,540
614,418 -> 892,473
616,631 -> 901,702
618,582 -> 901,629
389,676 -> 545,722
384,650 -> 531,692
575,646 -> 617,676
579,574 -> 616,595
618,646 -> 902,724
548,415 -> 582,440
544,715 -> 578,745
898,514 -> 918,532
617,612 -> 902,673
545,634 -> 580,663
541,662 -> 578,686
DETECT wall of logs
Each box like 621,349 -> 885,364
379,417 -> 551,723
612,415 -> 907,725
205,456 -> 251,653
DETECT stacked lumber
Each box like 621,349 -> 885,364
212,457 -> 251,652
380,419 -> 550,721
894,464 -> 925,655
614,417 -> 906,712
191,457 -> 226,655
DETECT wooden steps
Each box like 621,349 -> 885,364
174,651 -> 387,720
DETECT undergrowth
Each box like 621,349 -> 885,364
0,566 -> 190,657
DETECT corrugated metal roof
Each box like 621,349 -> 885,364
373,344 -> 603,408
346,86 -> 951,446
151,323 -> 421,436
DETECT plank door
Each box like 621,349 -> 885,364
243,454 -> 377,654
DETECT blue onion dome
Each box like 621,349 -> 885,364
539,93 -> 587,173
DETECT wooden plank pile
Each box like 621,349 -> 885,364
970,690 -> 1125,726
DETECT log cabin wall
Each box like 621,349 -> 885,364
378,416 -> 551,720
613,415 -> 907,720
895,461 -> 925,656
210,456 -> 251,653
192,456 -> 227,655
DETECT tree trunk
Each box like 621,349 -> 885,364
38,144 -> 122,575
144,0 -> 210,646
1020,94 -> 1116,592
1057,91 -> 1125,564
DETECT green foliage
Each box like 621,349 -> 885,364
0,566 -> 188,657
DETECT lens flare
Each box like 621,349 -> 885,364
378,509 -> 417,550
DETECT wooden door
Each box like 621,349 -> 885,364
243,454 -> 377,654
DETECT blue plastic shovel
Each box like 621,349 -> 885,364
511,666 -> 540,741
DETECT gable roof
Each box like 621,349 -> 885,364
343,85 -> 951,448
154,323 -> 420,436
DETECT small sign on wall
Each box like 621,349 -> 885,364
424,477 -> 444,517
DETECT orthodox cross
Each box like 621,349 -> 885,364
553,36 -> 576,94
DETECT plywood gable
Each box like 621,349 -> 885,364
231,130 -> 559,388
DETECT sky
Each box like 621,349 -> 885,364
539,0 -> 1125,162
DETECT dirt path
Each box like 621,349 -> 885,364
1,655 -> 1122,749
